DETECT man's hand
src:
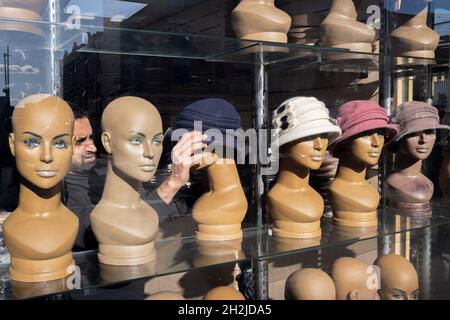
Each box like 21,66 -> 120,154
156,131 -> 207,204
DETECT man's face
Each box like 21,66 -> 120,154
71,116 -> 97,173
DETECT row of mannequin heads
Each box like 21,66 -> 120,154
285,254 -> 419,300
268,98 -> 448,241
3,93 -> 445,283
231,0 -> 439,59
3,94 -> 249,282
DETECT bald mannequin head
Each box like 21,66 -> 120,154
9,94 -> 74,189
285,268 -> 336,300
331,257 -> 379,300
145,291 -> 185,300
203,286 -> 245,300
101,96 -> 163,182
374,254 -> 419,300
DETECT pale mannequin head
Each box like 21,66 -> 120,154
101,96 -> 163,182
9,94 -> 75,190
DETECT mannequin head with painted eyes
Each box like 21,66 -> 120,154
101,96 -> 163,183
393,129 -> 436,161
337,129 -> 385,166
374,254 -> 419,300
9,94 -> 75,190
280,133 -> 329,170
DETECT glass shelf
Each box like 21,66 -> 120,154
1,205 -> 449,300
0,17 -> 377,68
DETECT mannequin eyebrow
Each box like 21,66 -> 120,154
21,131 -> 42,138
53,134 -> 70,139
128,131 -> 145,137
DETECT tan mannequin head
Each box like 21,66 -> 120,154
101,96 -> 163,182
331,257 -> 379,300
374,254 -> 419,300
340,129 -> 385,166
285,268 -> 336,300
395,130 -> 436,161
9,94 -> 75,190
281,134 -> 329,170
203,286 -> 245,300
145,291 -> 185,300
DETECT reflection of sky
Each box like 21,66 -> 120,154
64,0 -> 147,21
436,8 -> 450,36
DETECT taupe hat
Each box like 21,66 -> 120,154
388,101 -> 450,151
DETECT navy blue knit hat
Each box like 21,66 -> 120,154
176,98 -> 242,149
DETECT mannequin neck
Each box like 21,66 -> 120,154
101,160 -> 143,207
240,0 -> 274,5
277,157 -> 310,189
393,152 -> 423,176
18,179 -> 62,215
206,158 -> 241,191
335,154 -> 368,183
330,0 -> 357,19
405,5 -> 428,27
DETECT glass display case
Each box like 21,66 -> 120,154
1,0 -> 450,300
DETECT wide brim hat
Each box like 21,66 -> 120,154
328,100 -> 399,157
387,101 -> 450,151
271,97 -> 342,149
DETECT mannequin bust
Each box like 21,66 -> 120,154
268,97 -> 341,238
192,152 -> 248,241
203,286 -> 245,300
385,131 -> 435,217
4,94 -> 78,282
329,129 -> 384,227
331,257 -> 379,300
285,268 -> 336,300
231,0 -> 291,43
386,101 -> 450,218
145,291 -> 185,300
90,96 -> 162,266
390,5 -> 440,59
374,254 -> 419,300
321,0 -> 376,52
268,136 -> 328,239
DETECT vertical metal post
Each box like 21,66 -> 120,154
418,227 -> 432,300
253,47 -> 268,300
379,0 -> 394,256
49,0 -> 59,96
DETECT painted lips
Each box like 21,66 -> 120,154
36,170 -> 57,178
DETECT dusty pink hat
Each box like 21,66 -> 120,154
387,101 -> 450,151
329,100 -> 399,157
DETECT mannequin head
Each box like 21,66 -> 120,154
331,257 -> 379,300
396,129 -> 436,160
145,291 -> 184,300
101,96 -> 163,182
9,94 -> 75,190
203,286 -> 245,300
281,133 -> 329,170
285,268 -> 336,300
374,254 -> 419,300
340,129 -> 385,166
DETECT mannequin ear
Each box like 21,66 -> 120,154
101,132 -> 112,154
8,133 -> 15,157
348,290 -> 359,300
